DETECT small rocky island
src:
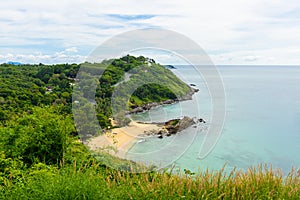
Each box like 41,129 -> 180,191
141,116 -> 206,138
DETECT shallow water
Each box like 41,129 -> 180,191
128,65 -> 300,174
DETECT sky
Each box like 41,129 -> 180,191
1,0 -> 300,65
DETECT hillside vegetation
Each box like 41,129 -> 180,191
74,55 -> 193,128
0,55 -> 192,128
0,56 -> 299,199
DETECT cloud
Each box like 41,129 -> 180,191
1,0 -> 300,64
0,52 -> 85,64
106,14 -> 156,21
65,47 -> 78,53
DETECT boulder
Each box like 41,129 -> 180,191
141,116 -> 198,138
164,116 -> 196,135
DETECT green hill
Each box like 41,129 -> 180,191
74,55 -> 195,128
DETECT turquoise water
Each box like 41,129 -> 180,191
128,65 -> 300,174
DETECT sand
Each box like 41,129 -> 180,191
87,120 -> 161,158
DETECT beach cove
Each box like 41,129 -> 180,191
87,120 -> 162,158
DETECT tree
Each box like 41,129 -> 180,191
0,106 -> 75,165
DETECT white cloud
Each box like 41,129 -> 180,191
65,47 -> 78,53
1,0 -> 300,64
0,52 -> 85,64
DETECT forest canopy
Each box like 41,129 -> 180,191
0,55 -> 192,129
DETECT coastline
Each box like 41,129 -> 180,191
87,120 -> 162,159
126,87 -> 199,114
87,86 -> 199,158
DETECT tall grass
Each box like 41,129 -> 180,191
1,161 -> 299,199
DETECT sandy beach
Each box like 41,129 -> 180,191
87,120 -> 161,158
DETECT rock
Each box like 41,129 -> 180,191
177,116 -> 196,132
177,88 -> 199,101
198,118 -> 206,123
164,65 -> 176,69
139,116 -> 199,139
127,86 -> 198,115
164,116 -> 196,135
158,128 -> 168,135
127,99 -> 176,114
129,107 -> 144,114
158,135 -> 163,139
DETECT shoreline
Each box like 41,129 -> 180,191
87,87 -> 199,158
87,120 -> 162,159
126,87 -> 199,115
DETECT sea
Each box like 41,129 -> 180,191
127,65 -> 300,174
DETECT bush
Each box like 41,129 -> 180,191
0,106 -> 75,165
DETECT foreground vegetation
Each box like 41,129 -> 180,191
1,158 -> 300,199
0,56 -> 299,199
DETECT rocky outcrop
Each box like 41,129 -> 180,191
128,99 -> 175,114
164,116 -> 195,134
143,116 -> 198,138
126,88 -> 199,115
164,65 -> 176,69
177,88 -> 199,101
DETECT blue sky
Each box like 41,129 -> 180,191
1,0 -> 300,64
